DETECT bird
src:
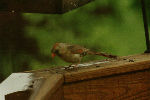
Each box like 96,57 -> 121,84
51,43 -> 117,65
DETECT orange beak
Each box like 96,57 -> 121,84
51,53 -> 56,58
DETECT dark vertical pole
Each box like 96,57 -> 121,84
141,0 -> 150,53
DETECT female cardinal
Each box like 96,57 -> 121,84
51,43 -> 117,64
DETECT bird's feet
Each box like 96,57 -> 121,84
63,64 -> 79,70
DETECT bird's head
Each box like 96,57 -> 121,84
51,43 -> 61,58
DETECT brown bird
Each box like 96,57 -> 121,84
51,43 -> 117,64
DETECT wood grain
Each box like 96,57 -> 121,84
49,86 -> 64,100
64,54 -> 150,83
5,90 -> 32,100
64,70 -> 150,100
4,71 -> 64,100
4,54 -> 150,100
30,74 -> 64,100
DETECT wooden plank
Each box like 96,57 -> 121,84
49,86 -> 64,100
5,90 -> 32,100
0,73 -> 34,100
2,54 -> 150,100
0,0 -> 93,13
30,73 -> 64,100
63,69 -> 150,100
64,54 -> 150,83
1,71 -> 64,100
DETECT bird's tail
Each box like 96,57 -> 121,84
87,51 -> 117,58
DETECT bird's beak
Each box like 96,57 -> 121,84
51,53 -> 56,58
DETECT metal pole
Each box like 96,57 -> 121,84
141,0 -> 150,53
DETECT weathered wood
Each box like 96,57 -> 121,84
63,70 -> 150,100
1,54 -> 150,100
30,73 -> 64,100
0,71 -> 64,100
0,73 -> 34,100
49,86 -> 64,100
0,0 -> 93,13
64,54 -> 150,83
5,90 -> 32,100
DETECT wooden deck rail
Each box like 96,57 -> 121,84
1,54 -> 150,100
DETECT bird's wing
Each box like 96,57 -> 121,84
67,45 -> 88,54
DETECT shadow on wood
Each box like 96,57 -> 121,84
1,54 -> 150,100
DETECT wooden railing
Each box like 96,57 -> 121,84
1,54 -> 150,100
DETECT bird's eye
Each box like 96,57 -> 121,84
55,50 -> 59,54
54,50 -> 61,56
81,52 -> 87,56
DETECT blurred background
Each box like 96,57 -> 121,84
0,0 -> 149,82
